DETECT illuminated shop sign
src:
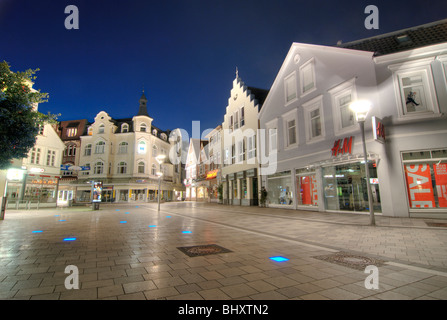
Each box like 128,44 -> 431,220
331,136 -> 353,157
206,170 -> 219,180
372,116 -> 385,144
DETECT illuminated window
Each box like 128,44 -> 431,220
138,141 -> 147,154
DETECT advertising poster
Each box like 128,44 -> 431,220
300,176 -> 312,205
92,182 -> 103,203
434,163 -> 447,207
404,164 -> 435,208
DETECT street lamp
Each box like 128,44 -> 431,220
156,154 -> 166,212
349,100 -> 375,226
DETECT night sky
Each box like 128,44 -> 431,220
1,0 -> 446,136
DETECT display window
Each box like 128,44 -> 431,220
296,168 -> 318,207
267,171 -> 293,205
402,149 -> 447,209
322,162 -> 381,213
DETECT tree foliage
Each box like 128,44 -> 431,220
0,61 -> 57,169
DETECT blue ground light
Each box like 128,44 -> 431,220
120,221 -> 127,224
182,231 -> 192,234
269,256 -> 289,262
148,225 -> 157,228
166,216 -> 171,218
32,230 -> 43,233
116,209 -> 120,211
63,237 -> 76,241
59,219 -> 66,222
125,212 -> 130,214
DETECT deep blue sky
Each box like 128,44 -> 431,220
1,0 -> 446,136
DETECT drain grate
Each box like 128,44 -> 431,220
313,251 -> 386,271
425,222 -> 447,228
177,244 -> 232,257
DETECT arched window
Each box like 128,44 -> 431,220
138,141 -> 146,154
121,123 -> 129,133
84,144 -> 92,156
140,123 -> 147,132
117,161 -> 127,174
94,161 -> 104,174
152,145 -> 158,157
138,161 -> 145,174
119,142 -> 128,154
95,141 -> 105,154
98,124 -> 105,134
151,164 -> 157,176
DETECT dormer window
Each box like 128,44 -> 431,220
98,124 -> 105,134
140,123 -> 147,132
152,129 -> 157,136
161,133 -> 167,141
121,123 -> 129,133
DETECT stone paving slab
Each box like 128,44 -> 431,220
0,202 -> 446,301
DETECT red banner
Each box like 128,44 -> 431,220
404,164 -> 435,208
300,176 -> 312,205
434,163 -> 447,208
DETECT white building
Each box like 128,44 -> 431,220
70,92 -> 184,203
221,71 -> 268,206
258,19 -> 447,218
1,123 -> 65,209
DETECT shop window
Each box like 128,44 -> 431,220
323,162 -> 381,213
138,141 -> 147,154
296,168 -> 318,207
267,171 -> 293,205
402,149 -> 447,209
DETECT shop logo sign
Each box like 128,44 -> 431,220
372,116 -> 385,144
331,136 -> 353,157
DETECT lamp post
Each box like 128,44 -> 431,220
156,154 -> 166,212
349,100 -> 375,226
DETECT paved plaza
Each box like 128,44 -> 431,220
0,201 -> 447,301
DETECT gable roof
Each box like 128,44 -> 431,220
337,18 -> 447,56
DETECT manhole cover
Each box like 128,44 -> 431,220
313,252 -> 386,270
425,222 -> 447,228
177,244 -> 232,257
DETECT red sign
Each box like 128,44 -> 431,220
372,116 -> 385,144
331,136 -> 353,157
434,163 -> 447,208
404,164 -> 435,208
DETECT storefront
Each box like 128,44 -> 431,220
296,167 -> 318,209
402,149 -> 447,214
322,161 -> 381,213
6,174 -> 60,208
266,171 -> 294,207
